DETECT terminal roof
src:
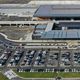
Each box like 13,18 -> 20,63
34,5 -> 80,17
41,30 -> 80,40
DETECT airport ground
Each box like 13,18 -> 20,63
0,34 -> 80,80
1,1 -> 80,80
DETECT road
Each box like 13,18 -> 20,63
0,21 -> 49,25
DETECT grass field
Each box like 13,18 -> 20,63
0,0 -> 30,4
15,71 -> 80,78
15,72 -> 57,78
59,72 -> 80,78
0,73 -> 8,80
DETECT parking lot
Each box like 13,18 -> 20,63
61,52 -> 71,67
47,50 -> 58,67
0,37 -> 80,73
0,38 -> 80,72
73,52 -> 80,67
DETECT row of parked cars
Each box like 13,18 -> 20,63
1,47 -> 80,68
21,50 -> 35,66
34,50 -> 46,66
8,50 -> 24,67
17,68 -> 54,72
47,52 -> 58,67
74,52 -> 80,66
0,50 -> 11,66
20,50 -> 47,66
61,52 -> 71,67
17,68 -> 80,72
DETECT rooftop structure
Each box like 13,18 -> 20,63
45,22 -> 54,32
41,30 -> 80,40
34,5 -> 80,19
33,21 -> 80,40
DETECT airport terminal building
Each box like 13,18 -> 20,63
32,5 -> 80,41
1,4 -> 80,48
34,5 -> 80,20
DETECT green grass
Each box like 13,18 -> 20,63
0,73 -> 8,80
0,0 -> 30,4
59,72 -> 80,78
15,72 -> 57,78
15,71 -> 80,78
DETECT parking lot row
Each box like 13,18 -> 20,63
0,48 -> 80,68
